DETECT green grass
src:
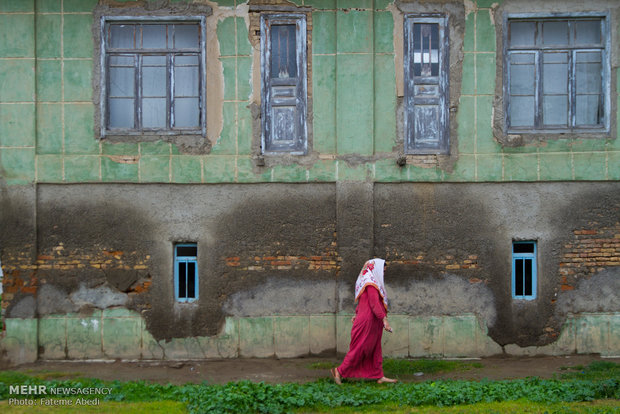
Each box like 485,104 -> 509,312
559,361 -> 620,381
0,400 -> 187,413
0,361 -> 618,414
309,358 -> 484,377
383,358 -> 484,376
296,399 -> 620,413
23,371 -> 82,381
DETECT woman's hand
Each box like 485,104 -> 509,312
383,317 -> 393,333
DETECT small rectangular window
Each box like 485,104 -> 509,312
101,17 -> 206,137
403,14 -> 449,154
175,243 -> 198,302
260,14 -> 308,154
505,16 -> 609,133
512,241 -> 537,300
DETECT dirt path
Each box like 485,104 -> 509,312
9,355 -> 617,385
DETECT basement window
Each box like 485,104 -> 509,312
504,15 -> 610,133
174,243 -> 198,302
260,14 -> 308,154
100,17 -> 206,138
403,14 -> 450,154
512,241 -> 537,300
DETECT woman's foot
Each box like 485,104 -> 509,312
330,368 -> 342,385
377,376 -> 397,384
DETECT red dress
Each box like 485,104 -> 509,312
337,286 -> 387,379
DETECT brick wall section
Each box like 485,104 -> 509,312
226,253 -> 340,271
1,245 -> 37,310
1,245 -> 152,311
559,224 -> 620,290
225,233 -> 339,271
387,253 -> 483,282
33,245 -> 151,273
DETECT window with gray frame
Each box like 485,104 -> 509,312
101,18 -> 206,137
404,14 -> 449,154
505,15 -> 610,133
260,14 -> 307,154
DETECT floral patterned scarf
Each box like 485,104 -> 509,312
354,258 -> 388,310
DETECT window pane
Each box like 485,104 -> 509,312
109,98 -> 134,128
543,20 -> 568,45
174,24 -> 199,48
142,98 -> 167,128
576,53 -> 602,94
576,95 -> 601,126
510,21 -> 536,46
110,24 -> 135,49
178,262 -> 187,298
270,24 -> 297,79
510,96 -> 535,127
575,20 -> 601,45
515,259 -> 524,296
543,52 -> 568,94
109,55 -> 134,66
143,55 -> 166,66
413,23 -> 439,77
524,259 -> 533,296
513,243 -> 535,254
174,98 -> 199,127
177,245 -> 197,257
142,66 -> 167,97
174,65 -> 199,97
141,25 -> 167,49
109,67 -> 134,97
187,262 -> 196,298
176,55 -> 198,65
543,95 -> 568,126
510,61 -> 535,95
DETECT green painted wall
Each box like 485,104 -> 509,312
3,311 -> 619,364
1,0 -> 618,186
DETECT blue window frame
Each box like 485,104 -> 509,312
174,243 -> 198,302
512,241 -> 537,300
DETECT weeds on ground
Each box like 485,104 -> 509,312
296,399 -> 620,414
558,361 -> 620,381
23,370 -> 82,381
0,361 -> 618,414
308,358 -> 484,377
0,400 -> 187,414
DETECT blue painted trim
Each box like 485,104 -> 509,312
174,243 -> 198,303
512,241 -> 537,300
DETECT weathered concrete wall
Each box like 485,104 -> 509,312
1,0 -> 619,364
2,311 -> 618,363
27,183 -> 337,341
1,181 -> 619,364
375,182 -> 620,347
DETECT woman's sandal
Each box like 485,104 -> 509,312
330,368 -> 342,385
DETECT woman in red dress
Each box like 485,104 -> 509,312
331,258 -> 397,384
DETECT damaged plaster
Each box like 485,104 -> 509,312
69,283 -> 129,309
388,274 -> 497,327
223,278 -> 336,316
555,269 -> 620,316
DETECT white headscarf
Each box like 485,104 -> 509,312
354,258 -> 388,310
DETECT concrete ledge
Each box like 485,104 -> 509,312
2,311 -> 619,363
505,313 -> 620,357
